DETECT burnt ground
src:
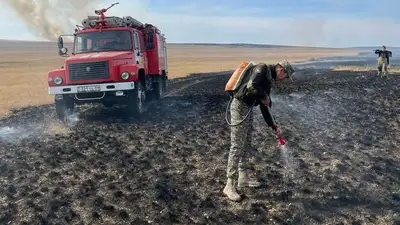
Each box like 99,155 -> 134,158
0,69 -> 399,225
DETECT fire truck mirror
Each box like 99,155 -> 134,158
60,48 -> 68,55
58,36 -> 64,50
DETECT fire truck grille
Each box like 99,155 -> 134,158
68,61 -> 109,81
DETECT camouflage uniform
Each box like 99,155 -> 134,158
223,60 -> 295,201
226,97 -> 254,180
375,45 -> 392,76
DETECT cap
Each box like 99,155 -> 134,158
278,59 -> 295,79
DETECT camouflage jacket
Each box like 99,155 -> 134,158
375,50 -> 392,64
234,63 -> 277,128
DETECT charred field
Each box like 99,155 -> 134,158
0,69 -> 399,225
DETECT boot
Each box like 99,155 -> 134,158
238,170 -> 261,188
223,178 -> 242,201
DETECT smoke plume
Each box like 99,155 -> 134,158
4,0 -> 103,41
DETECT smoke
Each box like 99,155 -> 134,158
3,0 -> 103,41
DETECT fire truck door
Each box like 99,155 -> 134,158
133,32 -> 143,67
163,46 -> 167,72
138,32 -> 147,70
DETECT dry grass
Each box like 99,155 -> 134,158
0,40 -> 360,116
167,44 -> 359,76
331,65 -> 400,73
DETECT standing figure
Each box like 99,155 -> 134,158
375,45 -> 392,77
223,59 -> 295,202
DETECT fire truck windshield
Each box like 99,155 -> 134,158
73,30 -> 132,53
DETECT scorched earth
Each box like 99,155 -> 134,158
0,69 -> 399,225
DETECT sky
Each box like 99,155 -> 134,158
1,0 -> 400,48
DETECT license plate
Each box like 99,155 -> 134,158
77,85 -> 101,93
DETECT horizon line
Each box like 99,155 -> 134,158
0,38 -> 398,49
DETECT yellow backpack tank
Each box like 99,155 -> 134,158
225,60 -> 255,94
225,60 -> 257,126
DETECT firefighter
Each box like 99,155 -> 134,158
223,60 -> 295,202
375,45 -> 392,77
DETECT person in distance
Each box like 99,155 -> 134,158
374,45 -> 392,77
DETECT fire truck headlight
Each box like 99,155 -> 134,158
54,76 -> 63,85
121,72 -> 130,80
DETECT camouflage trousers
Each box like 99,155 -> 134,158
377,57 -> 388,75
226,97 -> 253,179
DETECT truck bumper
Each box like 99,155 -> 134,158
48,82 -> 135,95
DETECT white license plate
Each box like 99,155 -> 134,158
77,85 -> 101,93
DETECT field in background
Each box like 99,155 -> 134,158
0,40 -> 360,116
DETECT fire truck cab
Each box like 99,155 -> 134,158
48,3 -> 168,120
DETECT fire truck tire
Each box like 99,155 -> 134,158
152,75 -> 165,100
55,97 -> 75,121
127,81 -> 145,116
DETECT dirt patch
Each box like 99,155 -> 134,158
0,69 -> 399,224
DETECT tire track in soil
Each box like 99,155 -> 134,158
0,69 -> 399,224
164,77 -> 219,97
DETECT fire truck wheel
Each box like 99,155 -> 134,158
152,75 -> 165,100
55,98 -> 75,121
128,81 -> 145,115
162,75 -> 167,92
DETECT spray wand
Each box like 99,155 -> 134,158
264,103 -> 287,148
277,132 -> 286,146
274,125 -> 287,148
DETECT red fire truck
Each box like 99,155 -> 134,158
47,3 -> 168,120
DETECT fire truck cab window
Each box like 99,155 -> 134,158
133,32 -> 140,51
74,30 -> 132,53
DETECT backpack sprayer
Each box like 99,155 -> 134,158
224,60 -> 256,126
224,61 -> 287,147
